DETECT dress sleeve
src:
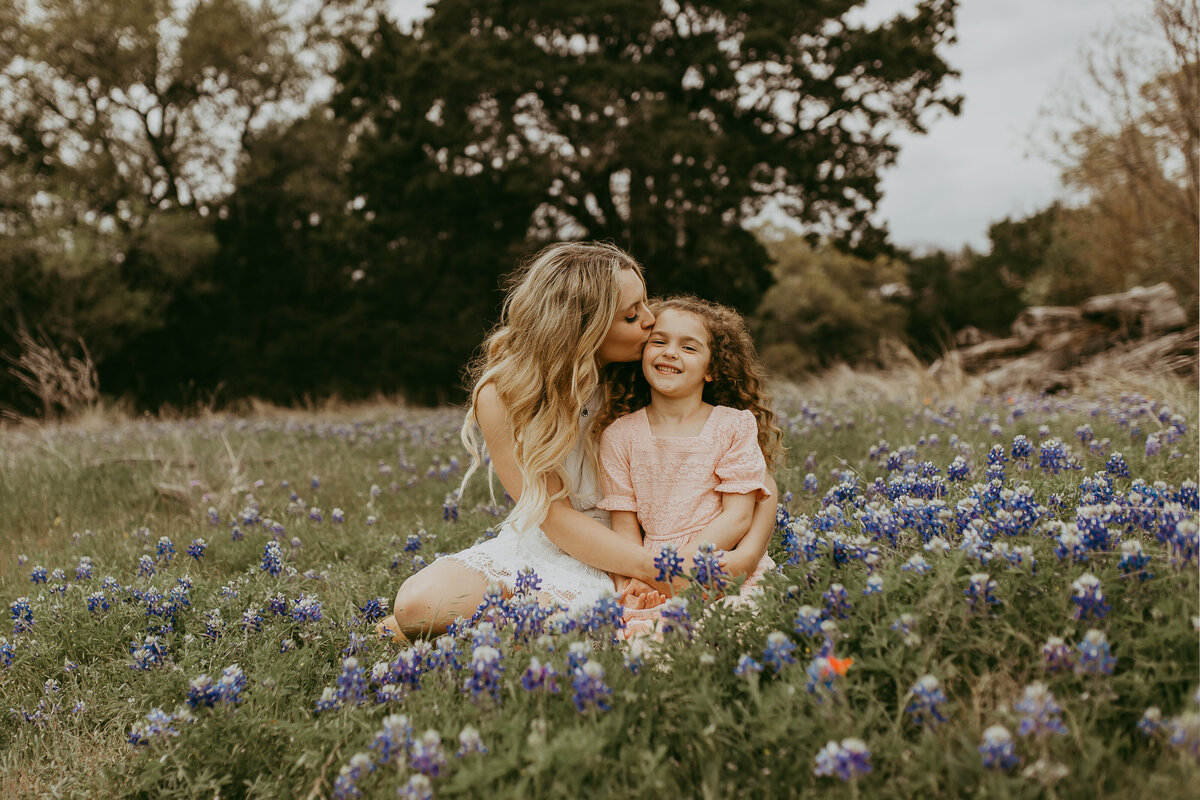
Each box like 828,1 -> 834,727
596,417 -> 638,512
714,408 -> 771,499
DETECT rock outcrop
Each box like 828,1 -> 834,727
931,283 -> 1197,392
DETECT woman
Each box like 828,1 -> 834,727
379,241 -> 776,638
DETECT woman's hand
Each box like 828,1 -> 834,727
619,577 -> 668,609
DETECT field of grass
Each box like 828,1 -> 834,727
0,373 -> 1197,799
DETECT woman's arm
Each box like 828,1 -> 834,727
722,474 -> 779,578
475,384 -> 659,583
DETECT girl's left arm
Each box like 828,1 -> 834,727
722,474 -> 778,577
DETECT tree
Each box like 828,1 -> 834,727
1035,0 -> 1198,312
0,0 -> 371,410
752,228 -> 908,377
329,0 -> 960,396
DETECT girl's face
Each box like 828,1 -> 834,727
641,308 -> 712,400
597,269 -> 655,366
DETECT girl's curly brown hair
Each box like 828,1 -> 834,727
596,295 -> 785,470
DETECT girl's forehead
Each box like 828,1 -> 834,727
652,308 -> 709,340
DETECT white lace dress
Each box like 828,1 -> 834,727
438,396 -> 615,608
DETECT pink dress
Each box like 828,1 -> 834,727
597,405 -> 774,633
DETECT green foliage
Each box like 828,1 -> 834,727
753,231 -> 909,377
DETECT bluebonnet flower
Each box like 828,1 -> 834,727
409,729 -> 447,777
343,633 -> 369,657
902,554 -> 932,576
1105,451 -> 1130,478
266,593 -> 289,616
813,738 -> 872,781
313,687 -> 341,714
397,775 -> 434,800
735,654 -> 764,676
1167,518 -> 1198,568
1015,682 -> 1068,737
924,536 -> 951,556
1052,525 -> 1089,563
964,573 -> 999,613
46,567 -> 67,594
891,613 -> 920,646
457,725 -> 487,757
1038,439 -> 1067,474
203,608 -> 224,640
521,657 -> 561,693
947,456 -> 970,482
690,543 -> 728,592
654,544 -> 685,582
1137,707 -> 1163,735
862,575 -> 884,596
905,675 -> 949,727
186,674 -> 221,709
979,724 -> 1019,770
464,646 -> 504,702
1144,433 -> 1162,457
0,637 -> 14,668
331,507 -> 345,524
155,537 -> 175,563
216,664 -> 245,704
988,444 -> 1009,467
207,506 -> 220,526
230,526 -> 244,542
280,638 -> 297,652
308,507 -> 323,523
1177,480 -> 1199,510
11,597 -> 34,634
358,596 -> 387,622
261,541 -> 283,578
761,632 -> 797,672
823,583 -> 851,619
185,538 -> 207,560
803,472 -> 819,493
234,606 -> 262,634
443,493 -> 459,522
794,605 -> 825,637
332,752 -> 372,800
128,635 -> 168,671
659,597 -> 694,640
567,642 -> 591,672
1075,424 -> 1094,446
292,594 -> 323,623
1074,629 -> 1116,675
371,713 -> 412,765
1041,636 -> 1073,672
410,555 -> 428,572
1070,573 -> 1110,620
74,557 -> 93,581
1074,507 -> 1112,551
513,566 -> 542,596
571,660 -> 612,713
335,657 -> 368,706
85,590 -> 110,615
137,555 -> 155,578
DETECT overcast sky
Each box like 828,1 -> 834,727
386,0 -> 1131,253
855,0 -> 1128,253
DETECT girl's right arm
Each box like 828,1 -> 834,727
475,384 -> 660,584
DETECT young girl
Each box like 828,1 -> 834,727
596,296 -> 784,633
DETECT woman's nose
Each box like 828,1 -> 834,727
641,306 -> 655,328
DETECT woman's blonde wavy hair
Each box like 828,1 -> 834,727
594,295 -> 785,470
460,241 -> 645,531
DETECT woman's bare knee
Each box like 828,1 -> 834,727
392,560 -> 489,636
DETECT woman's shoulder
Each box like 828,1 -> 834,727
474,382 -> 510,432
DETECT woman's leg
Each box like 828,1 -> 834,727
382,558 -> 491,639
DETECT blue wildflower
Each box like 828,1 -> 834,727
813,738 -> 872,781
571,660 -> 612,713
336,657 -> 368,706
521,656 -> 561,693
690,543 -> 728,593
371,713 -> 412,765
261,541 -> 283,577
979,724 -> 1019,770
1038,439 -> 1067,474
964,573 -> 999,613
1137,707 -> 1163,736
823,583 -> 851,619
1070,573 -> 1110,620
292,594 -> 322,623
457,725 -> 487,757
11,597 -> 34,634
464,646 -> 503,703
74,557 -> 93,581
761,632 -> 797,672
1041,636 -> 1073,673
905,675 -> 949,727
1074,629 -> 1116,675
654,544 -> 685,582
397,774 -> 434,800
735,654 -> 764,676
794,605 -> 825,637
1015,682 -> 1068,737
409,729 -> 447,777
1105,452 -> 1130,478
332,752 -> 372,800
137,555 -> 155,578
155,537 -> 175,563
659,597 -> 694,640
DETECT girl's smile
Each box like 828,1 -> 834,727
642,308 -> 712,398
